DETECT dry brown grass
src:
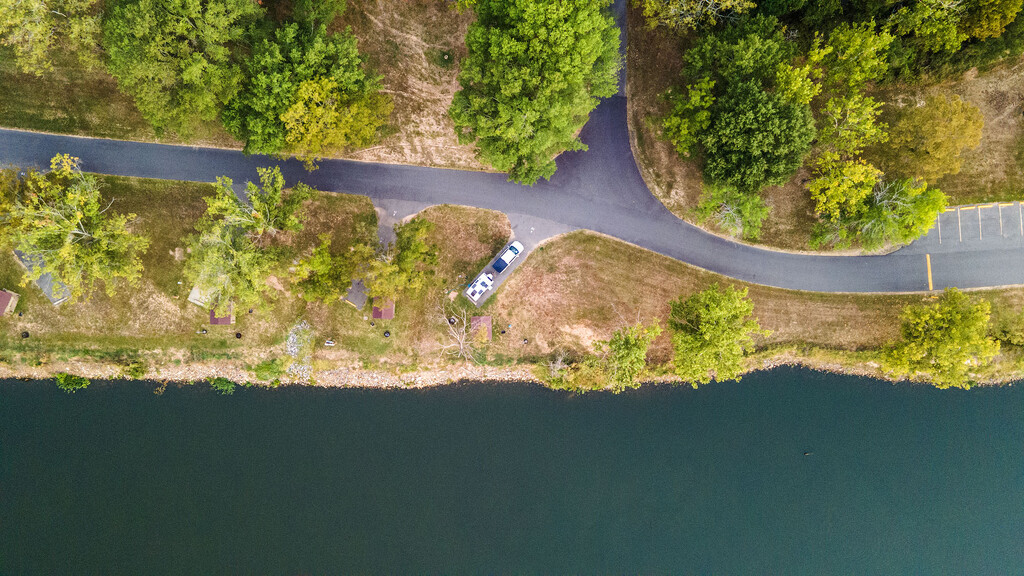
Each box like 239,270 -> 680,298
491,231 -> 922,363
914,60 -> 1024,204
337,0 -> 483,169
420,204 -> 511,279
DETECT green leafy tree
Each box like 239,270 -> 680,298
365,218 -> 437,301
669,284 -> 768,387
184,221 -> 273,314
888,0 -> 968,53
203,168 -> 310,244
662,77 -> 715,157
0,0 -> 102,74
886,288 -> 999,389
669,16 -> 816,192
291,234 -> 373,303
292,0 -> 346,25
103,0 -> 263,135
880,94 -> 983,182
820,21 -> 894,94
207,376 -> 237,395
55,372 -> 90,393
817,93 -> 888,156
1,154 -> 149,302
696,183 -> 771,240
449,0 -> 621,185
597,321 -> 663,392
281,78 -> 392,169
636,0 -> 755,31
960,0 -> 1024,39
702,81 -> 815,191
223,23 -> 386,158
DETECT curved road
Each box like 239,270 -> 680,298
1,9 -> 1022,293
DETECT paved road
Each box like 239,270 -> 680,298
2,0 -> 1023,294
2,97 -> 1023,293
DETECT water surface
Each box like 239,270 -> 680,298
1,368 -> 1022,574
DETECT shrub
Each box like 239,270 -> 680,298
55,373 -> 90,393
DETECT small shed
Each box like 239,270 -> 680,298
345,279 -> 368,309
372,299 -> 395,320
471,316 -> 492,341
0,289 -> 19,316
210,305 -> 235,325
13,250 -> 69,306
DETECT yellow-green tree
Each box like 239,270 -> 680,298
886,288 -> 999,388
669,284 -> 768,387
0,154 -> 149,302
880,94 -> 983,182
636,0 -> 755,30
0,0 -> 102,74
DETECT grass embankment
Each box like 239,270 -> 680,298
626,7 -> 1024,251
2,175 -> 1022,387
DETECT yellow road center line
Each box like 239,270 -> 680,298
927,254 -> 933,291
945,208 -> 957,212
1000,203 -> 1015,207
961,206 -> 977,210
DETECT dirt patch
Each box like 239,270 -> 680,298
337,0 -> 484,170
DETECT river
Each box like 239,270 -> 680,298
1,367 -> 1022,574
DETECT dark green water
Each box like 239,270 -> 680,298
1,368 -> 1023,574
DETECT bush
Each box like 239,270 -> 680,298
208,377 -> 237,396
251,357 -> 288,381
55,373 -> 90,393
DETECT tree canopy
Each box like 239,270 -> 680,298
291,234 -> 373,303
365,218 -> 437,301
0,154 -> 149,302
103,0 -> 263,135
203,168 -> 310,244
0,0 -> 102,74
878,94 -> 984,182
886,288 -> 999,388
668,284 -> 768,386
184,219 -> 273,314
223,22 -> 388,161
598,321 -> 662,392
449,0 -> 621,185
636,0 -> 755,31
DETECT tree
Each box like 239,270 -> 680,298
0,154 -> 149,302
223,22 -> 387,158
820,21 -> 894,94
292,0 -> 346,25
880,94 -> 983,182
886,288 -> 999,388
365,218 -> 437,301
184,221 -> 273,314
662,77 -> 715,157
291,234 -> 372,303
817,93 -> 888,156
203,168 -> 311,244
636,0 -> 755,31
696,183 -> 771,240
0,0 -> 102,74
281,79 -> 392,169
701,81 -> 816,191
808,153 -> 882,222
598,321 -> 662,392
668,284 -> 768,387
103,0 -> 263,135
960,0 -> 1024,40
449,0 -> 620,185
888,0 -> 968,53
668,16 -> 816,192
